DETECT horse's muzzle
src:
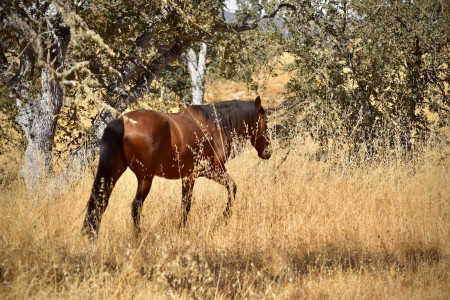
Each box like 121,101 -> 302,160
259,147 -> 272,160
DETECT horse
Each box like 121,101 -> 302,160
82,96 -> 272,238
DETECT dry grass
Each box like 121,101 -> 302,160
1,57 -> 448,297
0,135 -> 449,299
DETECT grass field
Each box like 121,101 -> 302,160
0,132 -> 449,298
1,63 -> 449,298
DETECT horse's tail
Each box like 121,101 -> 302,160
95,119 -> 125,185
83,119 -> 125,237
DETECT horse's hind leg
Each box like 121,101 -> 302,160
131,176 -> 153,236
181,176 -> 196,227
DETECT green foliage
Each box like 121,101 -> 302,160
235,0 -> 268,22
208,2 -> 284,92
282,0 -> 449,155
208,30 -> 267,87
156,60 -> 192,108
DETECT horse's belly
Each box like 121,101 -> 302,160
155,149 -> 213,179
154,163 -> 192,179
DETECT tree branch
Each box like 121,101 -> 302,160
109,9 -> 175,95
8,45 -> 35,86
212,3 -> 296,33
114,37 -> 192,112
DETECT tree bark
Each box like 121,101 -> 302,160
18,68 -> 63,188
184,42 -> 207,105
15,19 -> 70,189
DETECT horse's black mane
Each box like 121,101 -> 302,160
191,100 -> 261,138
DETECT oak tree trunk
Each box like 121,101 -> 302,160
14,19 -> 70,189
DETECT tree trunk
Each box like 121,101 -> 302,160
185,42 -> 207,105
17,68 -> 65,188
15,19 -> 70,189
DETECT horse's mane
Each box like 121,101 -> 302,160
190,100 -> 261,138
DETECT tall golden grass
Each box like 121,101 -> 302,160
0,132 -> 448,298
1,63 -> 449,298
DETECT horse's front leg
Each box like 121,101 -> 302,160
221,172 -> 237,218
181,176 -> 196,226
206,169 -> 237,218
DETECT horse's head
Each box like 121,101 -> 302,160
252,96 -> 272,160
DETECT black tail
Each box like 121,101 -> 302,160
82,119 -> 124,238
95,119 -> 125,185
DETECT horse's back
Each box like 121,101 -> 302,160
122,109 -> 172,144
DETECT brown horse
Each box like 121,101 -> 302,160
82,96 -> 271,238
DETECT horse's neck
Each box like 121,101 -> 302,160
233,122 -> 255,141
184,106 -> 255,142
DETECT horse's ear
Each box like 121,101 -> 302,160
255,96 -> 262,112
